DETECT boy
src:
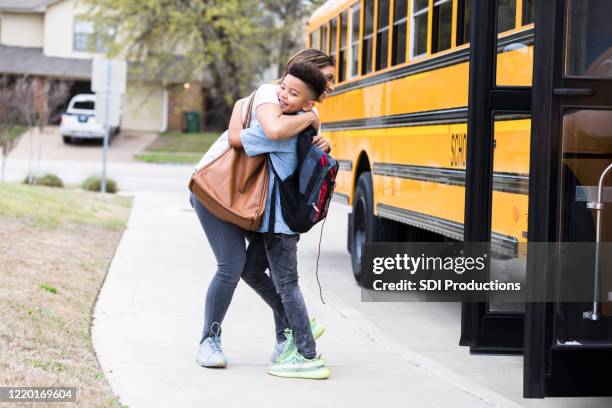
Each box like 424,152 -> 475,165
228,62 -> 330,379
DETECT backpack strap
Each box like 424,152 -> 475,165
267,154 -> 278,236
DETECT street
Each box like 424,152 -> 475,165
3,127 -> 192,192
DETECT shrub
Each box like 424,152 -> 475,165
81,176 -> 118,194
23,173 -> 64,188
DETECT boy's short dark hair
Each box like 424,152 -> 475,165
287,62 -> 328,100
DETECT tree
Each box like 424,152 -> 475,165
0,76 -> 71,182
263,0 -> 325,77
0,76 -> 26,181
12,76 -> 38,184
86,0 -> 272,125
34,80 -> 70,177
85,0 -> 324,127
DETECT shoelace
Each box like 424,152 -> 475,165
209,322 -> 223,353
277,329 -> 294,360
283,328 -> 293,342
283,350 -> 303,364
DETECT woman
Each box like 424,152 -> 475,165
191,49 -> 336,368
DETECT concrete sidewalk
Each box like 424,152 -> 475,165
92,191 -> 524,408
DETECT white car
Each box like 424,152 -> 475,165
60,94 -> 119,143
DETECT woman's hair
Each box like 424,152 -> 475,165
284,48 -> 335,75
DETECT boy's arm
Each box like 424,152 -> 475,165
256,103 -> 319,140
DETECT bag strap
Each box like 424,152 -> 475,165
268,175 -> 278,235
242,90 -> 257,129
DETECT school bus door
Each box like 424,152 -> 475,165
525,0 -> 612,398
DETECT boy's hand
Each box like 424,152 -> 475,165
313,135 -> 331,153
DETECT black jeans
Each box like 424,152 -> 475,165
241,234 -> 290,344
242,232 -> 316,359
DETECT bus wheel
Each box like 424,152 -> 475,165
350,172 -> 377,287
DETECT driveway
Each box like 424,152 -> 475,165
8,126 -> 157,163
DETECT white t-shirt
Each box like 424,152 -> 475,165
194,83 -> 320,171
194,83 -> 280,170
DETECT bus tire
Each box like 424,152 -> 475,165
350,172 -> 377,287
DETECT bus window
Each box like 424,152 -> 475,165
522,0 -> 535,25
330,17 -> 338,75
489,114 -> 531,313
411,0 -> 428,57
566,0 -> 612,78
362,0 -> 375,75
432,0 -> 452,53
321,24 -> 329,53
339,10 -> 349,82
456,0 -> 471,46
497,0 -> 516,33
391,0 -> 408,65
376,0 -> 390,70
350,3 -> 361,78
311,29 -> 320,50
496,0 -> 532,86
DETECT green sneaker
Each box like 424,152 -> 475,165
311,318 -> 325,339
267,349 -> 330,380
273,319 -> 325,364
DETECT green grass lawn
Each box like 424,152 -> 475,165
0,182 -> 132,229
0,182 -> 132,407
134,131 -> 220,164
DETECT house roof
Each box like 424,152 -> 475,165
0,45 -> 91,79
0,45 -> 197,83
0,0 -> 62,13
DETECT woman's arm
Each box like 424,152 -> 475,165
256,103 -> 319,140
228,98 -> 246,148
229,102 -> 319,146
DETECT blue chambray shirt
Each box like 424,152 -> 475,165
240,122 -> 298,235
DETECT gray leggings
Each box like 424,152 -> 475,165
190,193 -> 289,343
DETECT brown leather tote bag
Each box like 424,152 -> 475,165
189,91 -> 268,231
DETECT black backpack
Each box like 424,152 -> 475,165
268,127 -> 339,234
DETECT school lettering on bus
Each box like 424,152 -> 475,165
450,133 -> 467,168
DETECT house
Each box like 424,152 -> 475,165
0,0 -> 204,132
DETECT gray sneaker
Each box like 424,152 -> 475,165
196,337 -> 227,368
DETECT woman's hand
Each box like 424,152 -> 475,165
309,110 -> 321,132
313,135 -> 331,153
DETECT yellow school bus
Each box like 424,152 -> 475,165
307,0 -> 535,283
